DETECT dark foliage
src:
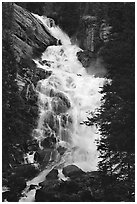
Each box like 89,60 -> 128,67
87,2 -> 135,201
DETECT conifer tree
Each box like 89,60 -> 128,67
89,3 -> 135,201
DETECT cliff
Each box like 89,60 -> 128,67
2,3 -> 58,201
12,3 -> 57,63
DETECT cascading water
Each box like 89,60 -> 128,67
19,14 -> 105,202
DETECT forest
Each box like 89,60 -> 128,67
2,2 -> 135,202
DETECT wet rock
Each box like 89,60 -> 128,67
34,149 -> 52,166
41,136 -> 56,148
46,169 -> 58,180
27,84 -> 38,104
50,149 -> 59,162
61,114 -> 67,127
55,92 -> 71,108
38,98 -> 49,110
51,97 -> 67,114
57,39 -> 62,45
33,68 -> 52,84
77,50 -> 95,68
25,139 -> 39,152
62,165 -> 84,178
51,93 -> 71,114
57,146 -> 67,155
43,111 -> 59,134
12,3 -> 57,63
29,184 -> 38,191
61,114 -> 73,128
45,87 -> 56,97
48,75 -> 62,89
61,129 -> 71,143
43,126 -> 52,137
39,59 -> 53,67
32,129 -> 42,139
37,82 -> 58,97
41,137 -> 51,148
68,115 -> 73,124
33,68 -> 48,83
45,70 -> 53,77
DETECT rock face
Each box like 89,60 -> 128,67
77,50 -> 106,77
76,15 -> 103,53
77,50 -> 95,68
12,3 -> 57,63
2,3 -> 58,202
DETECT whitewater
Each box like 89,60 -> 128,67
19,15 -> 105,202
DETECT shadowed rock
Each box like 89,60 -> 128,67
51,92 -> 71,114
12,3 -> 57,62
62,165 -> 84,178
46,169 -> 58,180
43,111 -> 59,134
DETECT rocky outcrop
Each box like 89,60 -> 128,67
77,50 -> 95,67
77,50 -> 106,77
2,3 -> 58,202
35,171 -> 102,202
12,3 -> 57,63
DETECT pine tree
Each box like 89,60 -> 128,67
88,2 -> 135,201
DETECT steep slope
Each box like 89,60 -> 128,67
2,3 -> 58,201
12,3 -> 57,63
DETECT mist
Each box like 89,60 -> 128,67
85,57 -> 107,77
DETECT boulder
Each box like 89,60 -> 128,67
25,139 -> 39,152
55,92 -> 71,108
62,165 -> 84,178
61,114 -> 67,127
29,184 -> 38,191
51,92 -> 71,114
77,50 -> 95,68
43,111 -> 59,134
46,169 -> 58,180
33,68 -> 48,84
57,146 -> 66,155
34,149 -> 52,166
41,136 -> 56,148
32,68 -> 52,86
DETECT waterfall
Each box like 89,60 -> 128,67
19,14 -> 105,202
